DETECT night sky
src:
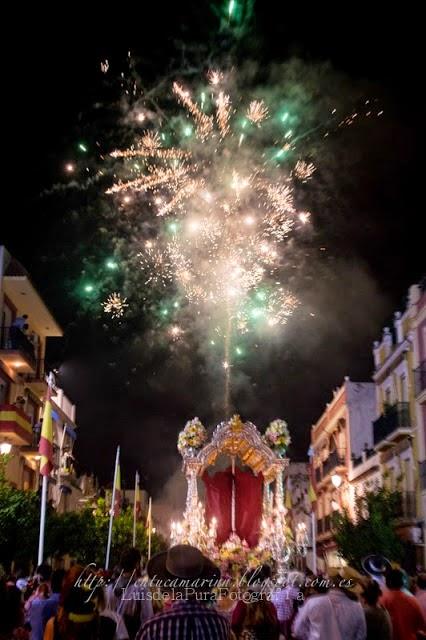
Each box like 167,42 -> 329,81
3,2 -> 423,496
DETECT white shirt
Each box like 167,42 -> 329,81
100,609 -> 129,640
293,591 -> 366,640
106,577 -> 153,627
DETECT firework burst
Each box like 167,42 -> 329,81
102,292 -> 129,318
108,69 -> 317,342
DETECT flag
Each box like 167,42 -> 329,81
308,480 -> 317,505
134,472 -> 141,519
146,496 -> 152,530
39,386 -> 53,476
307,447 -> 317,506
113,460 -> 122,517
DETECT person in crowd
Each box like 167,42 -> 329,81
27,584 -> 50,640
25,565 -> 52,617
214,586 -> 237,622
136,544 -> 230,640
93,585 -> 128,640
43,565 -> 117,640
231,566 -> 279,640
361,580 -> 392,640
42,570 -> 65,632
16,568 -> 30,593
12,314 -> 29,330
271,570 -> 303,638
293,573 -> 366,640
415,573 -> 426,619
235,596 -> 279,640
380,568 -> 426,640
0,574 -> 23,639
106,548 -> 153,639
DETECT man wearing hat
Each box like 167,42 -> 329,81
136,545 -> 231,639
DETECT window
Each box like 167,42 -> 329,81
22,465 -> 35,491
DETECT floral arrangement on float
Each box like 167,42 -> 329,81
177,417 -> 208,457
218,533 -> 250,565
263,419 -> 291,456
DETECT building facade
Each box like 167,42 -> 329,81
370,283 -> 425,562
412,281 -> 426,539
309,280 -> 426,570
0,246 -> 93,511
310,378 -> 376,569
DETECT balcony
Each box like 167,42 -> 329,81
322,450 -> 346,479
373,402 -> 412,450
352,448 -> 376,468
415,361 -> 426,398
395,491 -> 417,522
22,359 -> 47,395
0,326 -> 36,374
0,404 -> 33,446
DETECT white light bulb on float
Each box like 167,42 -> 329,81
0,442 -> 12,455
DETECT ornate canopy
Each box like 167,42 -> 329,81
172,414 -> 302,577
182,414 -> 288,481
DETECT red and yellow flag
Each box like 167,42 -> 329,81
146,496 -> 152,530
113,462 -> 122,517
38,387 -> 53,476
308,461 -> 317,506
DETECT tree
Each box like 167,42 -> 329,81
333,486 -> 403,570
0,457 -> 165,569
91,498 -> 165,566
0,456 -> 42,569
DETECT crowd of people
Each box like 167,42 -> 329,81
1,545 -> 426,640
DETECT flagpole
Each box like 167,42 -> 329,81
133,471 -> 138,547
37,475 -> 48,565
311,510 -> 317,574
147,496 -> 152,560
105,446 -> 120,570
37,373 -> 55,566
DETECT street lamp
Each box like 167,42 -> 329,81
0,442 -> 12,455
331,473 -> 342,489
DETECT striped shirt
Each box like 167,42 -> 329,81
136,600 -> 231,640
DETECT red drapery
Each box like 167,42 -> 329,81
235,467 -> 263,547
203,469 -> 232,545
203,467 -> 263,547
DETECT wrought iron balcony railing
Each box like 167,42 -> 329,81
322,449 -> 345,477
395,491 -> 417,520
415,361 -> 426,396
0,325 -> 36,367
373,402 -> 411,445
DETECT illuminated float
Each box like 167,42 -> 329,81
171,414 -> 306,576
